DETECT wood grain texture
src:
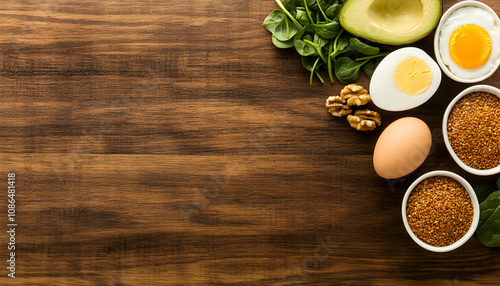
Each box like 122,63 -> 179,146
1,0 -> 500,285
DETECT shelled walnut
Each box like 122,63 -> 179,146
347,110 -> 382,131
326,96 -> 352,117
340,84 -> 371,106
326,84 -> 381,132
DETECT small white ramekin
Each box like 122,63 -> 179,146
402,171 -> 480,252
433,0 -> 500,83
442,85 -> 500,176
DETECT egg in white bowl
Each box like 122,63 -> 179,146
434,1 -> 500,82
370,47 -> 441,111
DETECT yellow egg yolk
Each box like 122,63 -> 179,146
393,57 -> 432,96
449,24 -> 491,69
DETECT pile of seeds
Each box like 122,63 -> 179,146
447,92 -> 500,170
406,176 -> 473,247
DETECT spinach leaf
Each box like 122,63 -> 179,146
313,33 -> 329,50
294,28 -> 317,56
349,38 -> 380,56
336,32 -> 350,52
335,57 -> 368,84
274,14 -> 299,41
302,56 -> 318,71
296,9 -> 310,25
475,181 -> 499,203
273,0 -> 304,30
312,21 -> 340,39
310,0 -> 336,11
284,0 -> 297,11
302,0 -> 315,24
363,56 -> 383,79
263,10 -> 285,34
330,30 -> 350,60
318,0 -> 336,10
272,35 -> 295,49
295,0 -> 316,7
314,0 -> 334,21
476,190 -> 500,247
307,0 -> 320,10
325,4 -> 341,20
265,0 -> 386,85
303,38 -> 326,63
302,56 -> 324,85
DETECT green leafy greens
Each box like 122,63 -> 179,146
474,177 -> 500,247
263,0 -> 389,85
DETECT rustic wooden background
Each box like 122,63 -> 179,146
1,0 -> 499,285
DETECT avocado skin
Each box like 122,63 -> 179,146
338,0 -> 442,45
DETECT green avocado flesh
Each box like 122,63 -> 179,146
339,0 -> 442,45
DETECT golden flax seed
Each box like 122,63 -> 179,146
447,92 -> 500,170
406,176 -> 473,247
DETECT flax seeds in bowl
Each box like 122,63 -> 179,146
402,171 -> 479,252
443,85 -> 500,176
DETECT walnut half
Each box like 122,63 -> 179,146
326,96 -> 352,117
347,110 -> 381,131
340,84 -> 371,106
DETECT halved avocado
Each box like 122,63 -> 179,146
339,0 -> 442,45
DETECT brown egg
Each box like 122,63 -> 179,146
373,117 -> 432,179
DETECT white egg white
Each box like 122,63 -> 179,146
438,6 -> 500,80
370,47 -> 442,112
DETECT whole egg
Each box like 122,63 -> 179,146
373,117 -> 432,179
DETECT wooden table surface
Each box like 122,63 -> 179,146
1,0 -> 500,285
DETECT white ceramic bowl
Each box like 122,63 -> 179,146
442,85 -> 500,176
401,171 -> 480,252
433,0 -> 500,83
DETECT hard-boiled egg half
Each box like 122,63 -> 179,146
370,47 -> 441,111
434,1 -> 500,83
